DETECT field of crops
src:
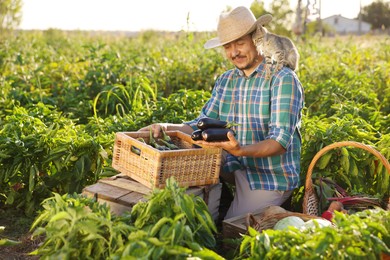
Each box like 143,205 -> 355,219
0,30 -> 389,258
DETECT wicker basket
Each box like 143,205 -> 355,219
246,211 -> 325,232
112,131 -> 222,189
303,141 -> 390,216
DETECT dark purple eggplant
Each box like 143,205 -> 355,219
201,128 -> 235,142
197,118 -> 229,130
191,129 -> 203,141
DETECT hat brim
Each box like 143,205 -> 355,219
204,14 -> 273,49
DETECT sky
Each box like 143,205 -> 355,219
19,0 -> 374,32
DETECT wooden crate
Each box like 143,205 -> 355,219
82,174 -> 222,220
222,209 -> 265,239
112,131 -> 222,189
223,209 -> 326,239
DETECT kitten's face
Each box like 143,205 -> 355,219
223,34 -> 262,76
252,26 -> 268,46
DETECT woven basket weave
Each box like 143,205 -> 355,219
302,141 -> 390,216
112,131 -> 222,189
246,211 -> 325,232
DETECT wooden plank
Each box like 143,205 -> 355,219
99,176 -> 151,195
90,197 -> 133,216
82,175 -> 222,221
222,208 -> 264,239
117,192 -> 146,207
82,182 -> 130,201
82,182 -> 147,207
82,185 -> 146,215
99,175 -> 206,197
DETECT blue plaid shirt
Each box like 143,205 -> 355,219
185,61 -> 304,191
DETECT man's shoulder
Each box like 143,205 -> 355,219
274,66 -> 296,77
271,67 -> 301,83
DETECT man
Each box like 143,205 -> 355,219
139,6 -> 304,220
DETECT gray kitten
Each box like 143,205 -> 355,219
252,25 -> 299,79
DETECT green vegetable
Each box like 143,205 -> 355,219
159,139 -> 179,150
149,128 -> 169,150
131,146 -> 141,155
301,219 -> 332,230
273,216 -> 305,230
137,137 -> 146,144
159,128 -> 179,149
240,208 -> 390,260
130,178 -> 217,248
160,128 -> 172,143
340,147 -> 350,172
317,151 -> 333,169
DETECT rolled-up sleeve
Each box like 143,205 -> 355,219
267,72 -> 304,149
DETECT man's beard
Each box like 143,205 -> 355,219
235,57 -> 258,71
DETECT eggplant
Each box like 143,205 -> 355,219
191,129 -> 203,141
197,118 -> 229,130
201,128 -> 235,142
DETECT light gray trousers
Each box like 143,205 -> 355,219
220,152 -> 292,219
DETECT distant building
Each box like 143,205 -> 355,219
322,15 -> 371,35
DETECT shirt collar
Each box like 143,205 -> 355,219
234,59 -> 266,78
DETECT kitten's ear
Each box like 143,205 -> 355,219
257,24 -> 265,30
257,14 -> 273,27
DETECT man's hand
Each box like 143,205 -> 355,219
195,131 -> 286,158
137,123 -> 194,138
137,123 -> 166,138
195,131 -> 242,156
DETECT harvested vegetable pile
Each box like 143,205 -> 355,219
191,118 -> 237,142
239,207 -> 390,259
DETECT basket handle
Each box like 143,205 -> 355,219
305,141 -> 390,190
245,213 -> 263,231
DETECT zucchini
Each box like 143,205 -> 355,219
201,128 -> 235,142
160,139 -> 179,150
149,128 -> 169,150
159,129 -> 179,149
131,146 -> 141,155
191,129 -> 203,141
197,118 -> 228,130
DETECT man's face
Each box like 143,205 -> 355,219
223,34 -> 262,75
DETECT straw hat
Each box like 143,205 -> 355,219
204,6 -> 272,49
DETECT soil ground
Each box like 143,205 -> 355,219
0,209 -> 39,260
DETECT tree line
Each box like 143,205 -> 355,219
1,0 -> 389,37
